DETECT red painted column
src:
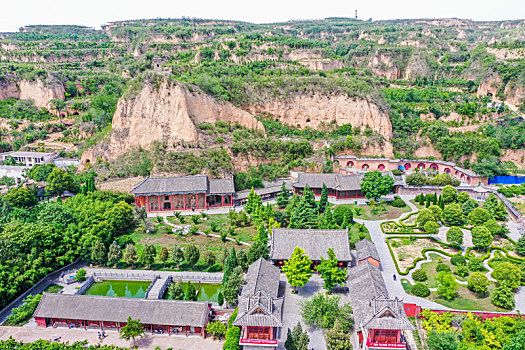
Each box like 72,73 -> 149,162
205,194 -> 208,209
221,195 -> 224,207
183,194 -> 186,210
146,196 -> 150,212
231,194 -> 233,206
170,194 -> 173,211
195,193 -> 199,209
158,196 -> 161,211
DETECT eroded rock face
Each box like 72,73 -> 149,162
247,94 -> 393,140
81,80 -> 264,164
0,79 -> 64,108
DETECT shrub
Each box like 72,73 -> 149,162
442,203 -> 464,226
450,254 -> 467,266
436,263 -> 451,273
467,272 -> 489,295
446,227 -> 464,247
411,283 -> 431,297
75,268 -> 87,282
391,196 -> 407,208
472,226 -> 493,249
424,221 -> 440,234
454,265 -> 469,277
492,262 -> 522,289
333,206 -> 353,225
467,257 -> 485,272
517,236 -> 525,256
392,169 -> 403,176
417,209 -> 435,229
412,269 -> 428,282
468,208 -> 492,226
491,284 -> 515,309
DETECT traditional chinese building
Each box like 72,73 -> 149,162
233,258 -> 284,348
292,172 -> 366,199
355,239 -> 381,268
130,175 -> 234,212
33,293 -> 211,338
349,241 -> 415,349
269,228 -> 352,268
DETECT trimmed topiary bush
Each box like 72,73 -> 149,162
436,263 -> 451,273
423,221 -> 440,234
412,269 -> 428,282
391,196 -> 407,208
411,282 -> 431,297
451,254 -> 467,266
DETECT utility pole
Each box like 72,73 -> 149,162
355,10 -> 358,19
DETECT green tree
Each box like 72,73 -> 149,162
119,316 -> 145,347
516,235 -> 525,256
91,241 -> 106,265
159,247 -> 169,267
467,272 -> 489,295
300,293 -> 352,329
442,185 -> 457,203
429,205 -> 443,221
123,243 -> 138,267
417,209 -> 436,229
282,247 -> 313,292
360,170 -> 394,200
411,282 -> 431,297
170,245 -> 184,268
167,279 -> 185,300
492,262 -> 522,289
318,183 -> 328,214
290,185 -> 318,229
245,187 -> 262,214
426,331 -> 458,350
223,247 -> 239,283
285,322 -> 310,350
46,168 -> 75,196
468,208 -> 492,226
184,244 -> 200,268
140,244 -> 156,269
316,248 -> 347,291
247,239 -> 269,264
4,187 -> 37,208
442,203 -> 464,226
483,193 -> 507,220
276,181 -> 291,208
325,319 -> 351,350
206,321 -> 227,339
457,192 -> 470,204
49,98 -> 66,124
203,251 -> 216,268
424,221 -> 440,234
472,226 -> 493,249
185,281 -> 198,301
491,284 -> 515,309
75,268 -> 87,282
446,227 -> 464,247
107,241 -> 122,266
223,266 -> 244,305
437,272 -> 458,300
461,199 -> 478,215
333,206 -> 353,226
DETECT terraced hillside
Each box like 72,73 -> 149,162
0,18 -> 524,185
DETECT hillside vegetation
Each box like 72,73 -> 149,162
1,18 -> 524,181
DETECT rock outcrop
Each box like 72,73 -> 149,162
247,94 -> 393,140
0,79 -> 64,108
81,80 -> 264,164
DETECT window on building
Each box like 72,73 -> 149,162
247,326 -> 270,340
374,329 -> 398,343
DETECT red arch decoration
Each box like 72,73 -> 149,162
334,160 -> 340,167
404,163 -> 411,170
430,163 -> 439,171
347,161 -> 354,167
378,164 -> 386,171
418,163 -> 426,170
444,168 -> 451,174
460,174 -> 465,180
362,164 -> 369,171
467,176 -> 471,184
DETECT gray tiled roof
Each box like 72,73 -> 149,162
34,293 -> 209,327
235,180 -> 292,201
209,178 -> 235,194
130,175 -> 209,195
292,173 -> 363,191
233,258 -> 283,328
356,239 -> 380,262
269,228 -> 352,261
348,261 -> 414,331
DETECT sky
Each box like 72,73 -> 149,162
1,0 -> 524,32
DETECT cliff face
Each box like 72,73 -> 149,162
247,94 -> 393,140
82,81 -> 264,164
0,79 -> 64,108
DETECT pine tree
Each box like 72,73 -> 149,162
256,225 -> 269,243
167,279 -> 185,300
325,208 -> 334,228
185,281 -> 198,301
282,247 -> 313,293
91,241 -> 106,265
123,244 -> 138,267
419,194 -> 425,206
276,182 -> 291,208
107,241 -> 122,267
223,247 -> 239,283
325,319 -> 351,350
318,183 -> 328,214
425,195 -> 431,208
247,239 -> 269,264
432,193 -> 438,205
290,185 -> 318,229
245,187 -> 262,214
159,247 -> 169,267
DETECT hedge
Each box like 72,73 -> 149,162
399,212 -> 419,227
381,221 -> 426,235
386,236 -> 460,275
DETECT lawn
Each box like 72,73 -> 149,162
431,283 -> 506,312
416,253 -> 468,288
333,202 -> 412,221
410,199 -> 426,210
390,238 -> 460,272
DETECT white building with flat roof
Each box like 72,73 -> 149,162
0,151 -> 56,167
